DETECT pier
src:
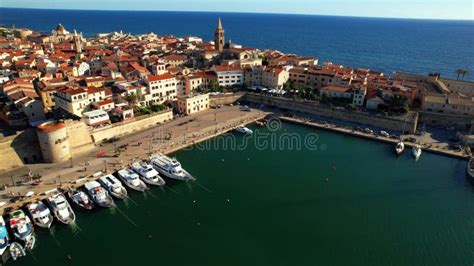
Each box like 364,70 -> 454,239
0,106 -> 267,211
280,116 -> 470,160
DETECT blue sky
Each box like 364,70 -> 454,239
1,0 -> 472,20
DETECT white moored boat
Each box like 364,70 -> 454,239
99,174 -> 128,199
395,141 -> 405,156
412,145 -> 422,160
467,157 -> 474,179
67,188 -> 95,210
8,210 -> 33,242
46,192 -> 76,225
116,169 -> 147,192
0,216 -> 9,256
9,242 -> 25,261
84,181 -> 115,208
27,201 -> 53,229
131,161 -> 165,186
149,154 -> 193,181
235,125 -> 253,134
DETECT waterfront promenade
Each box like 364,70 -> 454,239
0,106 -> 267,210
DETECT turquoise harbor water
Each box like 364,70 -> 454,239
13,122 -> 473,266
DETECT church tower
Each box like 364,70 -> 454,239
73,29 -> 83,53
214,18 -> 225,53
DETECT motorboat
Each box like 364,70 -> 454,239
235,125 -> 253,134
8,210 -> 33,242
395,141 -> 405,156
67,188 -> 95,210
0,216 -> 9,256
99,174 -> 128,199
27,201 -> 53,229
116,168 -> 147,192
467,157 -> 474,179
412,145 -> 422,160
149,154 -> 193,181
84,181 -> 114,208
9,242 -> 25,261
24,235 -> 35,250
131,161 -> 165,186
46,192 -> 76,225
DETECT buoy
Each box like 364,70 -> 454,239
197,222 -> 201,226
227,198 -> 230,202
193,200 -> 196,203
67,255 -> 72,261
149,234 -> 152,238
325,178 -> 329,182
221,159 -> 225,162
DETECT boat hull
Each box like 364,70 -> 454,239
140,176 -> 166,186
120,179 -> 147,192
109,188 -> 128,199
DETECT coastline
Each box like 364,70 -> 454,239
280,116 -> 470,160
0,107 -> 267,212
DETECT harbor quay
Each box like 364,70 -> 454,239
0,106 -> 267,211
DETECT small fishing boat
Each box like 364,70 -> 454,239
84,181 -> 114,208
132,161 -> 165,186
467,157 -> 474,179
67,188 -> 95,210
46,192 -> 76,225
395,141 -> 405,156
149,153 -> 194,181
9,242 -> 25,261
8,210 -> 33,242
412,144 -> 422,160
0,216 -> 9,256
235,125 -> 253,134
255,120 -> 266,127
116,168 -> 147,192
99,174 -> 128,199
24,235 -> 36,250
27,201 -> 53,229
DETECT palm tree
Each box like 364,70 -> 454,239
461,69 -> 469,80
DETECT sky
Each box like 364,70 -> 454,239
0,0 -> 472,20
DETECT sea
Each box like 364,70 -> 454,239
0,8 -> 473,80
10,122 -> 474,266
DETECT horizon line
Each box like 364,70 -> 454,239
0,6 -> 473,22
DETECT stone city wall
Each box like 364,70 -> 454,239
91,110 -> 173,143
0,129 -> 42,173
244,93 -> 418,133
418,111 -> 473,131
210,93 -> 245,106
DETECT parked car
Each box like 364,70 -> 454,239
364,128 -> 374,134
380,131 -> 390,137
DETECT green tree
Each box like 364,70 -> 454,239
455,69 -> 464,80
207,80 -> 222,92
125,93 -> 138,107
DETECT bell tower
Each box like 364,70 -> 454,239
73,29 -> 83,53
214,18 -> 225,53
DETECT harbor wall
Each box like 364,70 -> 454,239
244,93 -> 418,133
210,93 -> 245,106
90,110 -> 173,143
0,129 -> 42,173
418,111 -> 473,131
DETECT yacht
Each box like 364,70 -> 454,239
67,188 -> 95,210
9,242 -> 25,261
149,154 -> 193,181
46,192 -> 76,225
0,216 -> 9,256
395,141 -> 405,156
412,145 -> 422,160
467,157 -> 474,179
8,210 -> 33,242
27,201 -> 53,229
99,174 -> 128,199
131,161 -> 166,186
84,181 -> 114,208
235,125 -> 253,134
116,168 -> 147,192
